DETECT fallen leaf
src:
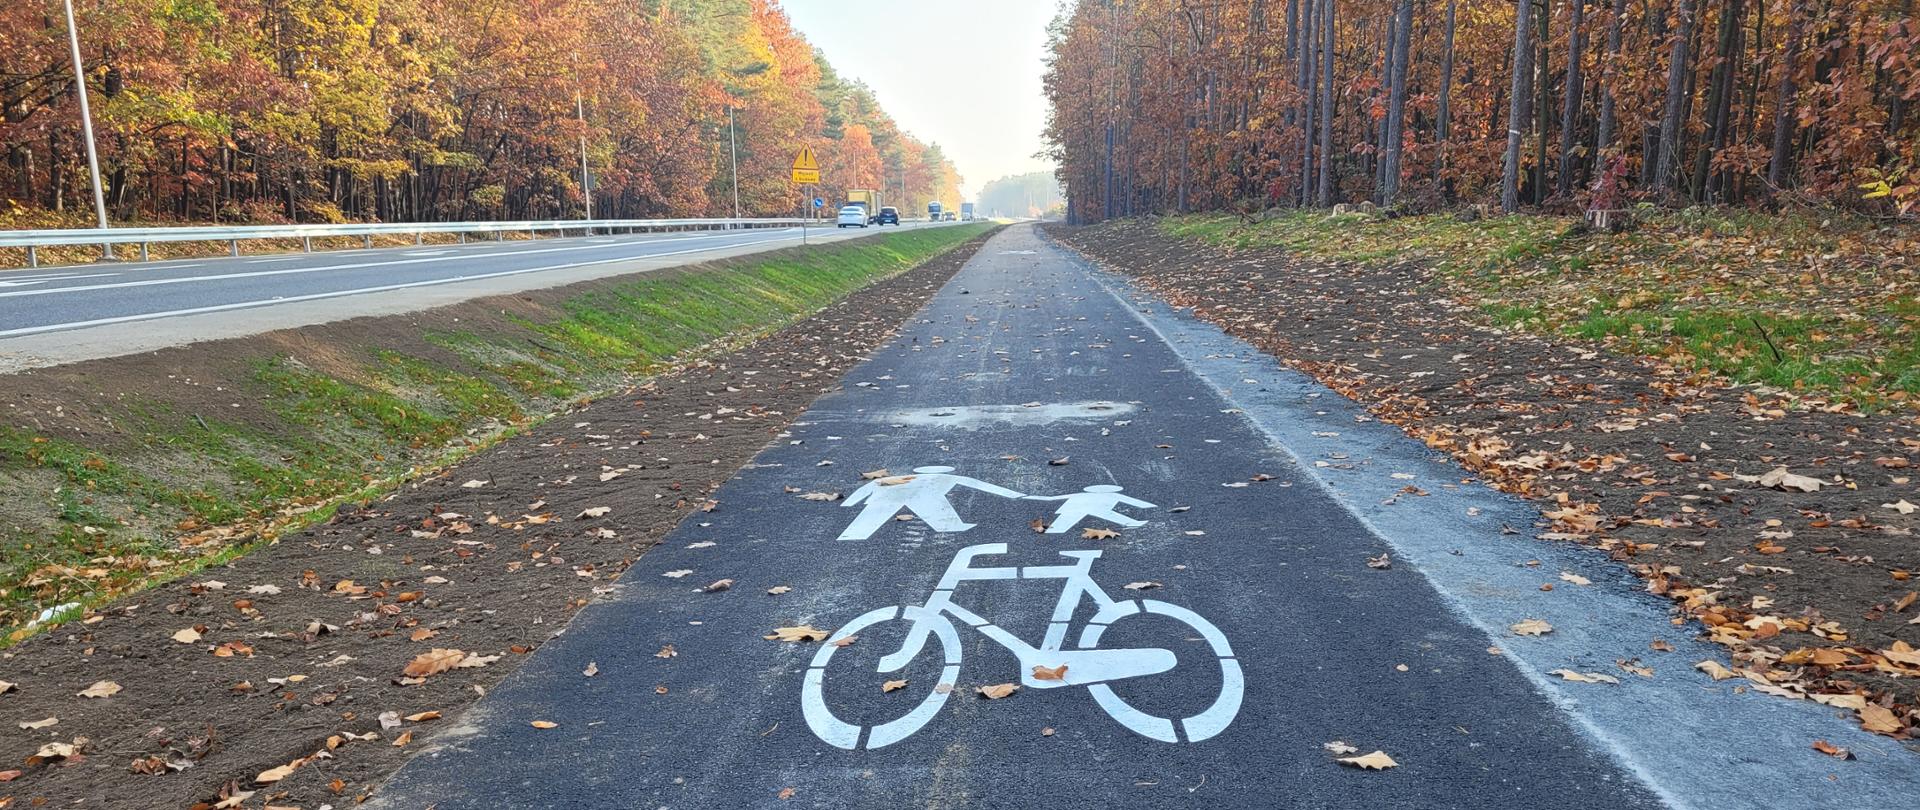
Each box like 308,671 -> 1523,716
977,683 -> 1019,699
455,653 -> 500,669
1081,527 -> 1119,540
1323,741 -> 1358,755
404,711 -> 441,722
1123,581 -> 1162,590
1549,669 -> 1621,685
1366,553 -> 1391,569
529,720 -> 559,729
1048,457 -> 1070,466
18,717 -> 57,730
1883,500 -> 1918,515
1509,619 -> 1553,636
655,644 -> 678,658
576,506 -> 611,519
663,569 -> 693,578
171,627 -> 203,644
703,579 -> 734,593
883,679 -> 909,693
861,469 -> 890,480
1755,467 -> 1823,492
1695,660 -> 1738,680
766,585 -> 792,595
1558,572 -> 1591,586
402,648 -> 467,678
778,787 -> 796,800
410,628 -> 437,642
583,662 -> 600,677
76,680 -> 121,698
1812,740 -> 1854,759
391,730 -> 413,747
460,479 -> 489,489
1032,664 -> 1069,682
764,626 -> 829,643
1858,703 -> 1903,735
255,762 -> 298,784
0,679 -> 13,694
1336,750 -> 1398,770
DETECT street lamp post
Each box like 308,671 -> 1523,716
576,96 -> 592,221
727,106 -> 741,220
61,0 -> 113,260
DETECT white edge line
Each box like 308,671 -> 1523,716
1076,250 -> 1687,810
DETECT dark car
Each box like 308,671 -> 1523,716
871,206 -> 900,226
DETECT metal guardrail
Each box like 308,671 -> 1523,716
0,217 -> 809,268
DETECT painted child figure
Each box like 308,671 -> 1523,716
1028,484 -> 1157,534
838,465 -> 1026,541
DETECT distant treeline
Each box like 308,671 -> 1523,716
976,171 -> 1065,218
1043,0 -> 1920,222
0,0 -> 961,224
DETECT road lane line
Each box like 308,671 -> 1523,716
0,236 -> 806,337
0,230 -> 798,299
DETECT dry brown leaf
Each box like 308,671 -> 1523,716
0,679 -> 15,694
76,680 -> 121,699
1322,741 -> 1359,755
18,717 -> 57,730
171,627 -> 202,644
766,585 -> 792,595
1366,553 -> 1391,569
1549,669 -> 1621,685
977,683 -> 1019,699
655,644 -> 678,658
403,648 -> 466,678
1812,740 -> 1854,759
391,730 -> 413,747
704,579 -> 735,593
1859,703 -> 1904,735
583,662 -> 600,677
1509,619 -> 1553,636
410,628 -> 437,642
861,469 -> 890,480
882,679 -> 909,693
764,626 -> 829,643
1123,581 -> 1162,590
1695,660 -> 1738,680
1081,528 -> 1119,540
405,711 -> 441,722
529,720 -> 559,729
1558,572 -> 1591,586
1336,750 -> 1398,770
255,762 -> 298,784
1032,664 -> 1069,682
576,506 -> 611,519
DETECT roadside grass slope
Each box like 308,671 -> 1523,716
1163,209 -> 1920,410
0,224 -> 994,636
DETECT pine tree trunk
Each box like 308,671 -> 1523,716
1768,0 -> 1806,191
1654,0 -> 1698,195
1436,0 -> 1460,193
1556,0 -> 1590,198
1382,0 -> 1416,204
1593,0 -> 1627,160
1503,0 -> 1534,212
1316,0 -> 1336,206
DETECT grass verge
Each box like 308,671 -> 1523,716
1160,209 -> 1920,409
0,223 -> 995,637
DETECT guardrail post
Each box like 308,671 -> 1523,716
362,234 -> 372,249
139,243 -> 149,262
26,245 -> 38,268
230,239 -> 240,257
459,233 -> 466,244
415,232 -> 424,245
303,236 -> 312,253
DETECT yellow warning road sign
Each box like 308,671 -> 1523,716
791,145 -> 820,184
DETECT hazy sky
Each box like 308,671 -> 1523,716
781,1 -> 1062,198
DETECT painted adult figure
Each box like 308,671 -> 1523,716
1028,485 -> 1156,534
837,466 -> 1025,540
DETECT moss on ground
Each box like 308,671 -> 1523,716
1,225 -> 994,635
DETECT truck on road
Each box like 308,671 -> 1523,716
927,201 -> 943,221
961,202 -> 976,221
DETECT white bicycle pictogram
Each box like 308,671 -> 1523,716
800,542 -> 1243,750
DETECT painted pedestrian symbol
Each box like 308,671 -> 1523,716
801,542 -> 1242,750
837,466 -> 1025,541
1027,485 -> 1156,534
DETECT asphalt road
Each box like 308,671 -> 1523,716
0,220 -> 941,339
371,225 -> 1919,809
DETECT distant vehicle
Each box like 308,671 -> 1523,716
873,206 -> 900,226
836,205 -> 869,228
927,201 -> 944,221
942,210 -> 958,221
961,202 -> 976,221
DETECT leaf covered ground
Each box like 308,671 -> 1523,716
0,230 -> 991,808
1048,216 -> 1920,745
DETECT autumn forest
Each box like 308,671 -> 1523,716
1043,0 -> 1920,223
0,0 -> 962,225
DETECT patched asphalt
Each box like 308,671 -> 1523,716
370,225 -> 1902,809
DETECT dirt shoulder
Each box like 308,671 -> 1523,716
1047,219 -> 1920,743
0,231 -> 989,808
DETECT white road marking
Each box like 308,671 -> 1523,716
0,235 -> 806,337
0,230 -> 795,300
0,272 -> 121,287
801,540 -> 1240,749
245,257 -> 301,263
836,465 -> 1024,540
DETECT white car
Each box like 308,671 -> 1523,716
836,205 -> 868,228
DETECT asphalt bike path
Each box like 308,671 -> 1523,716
372,225 -> 1910,809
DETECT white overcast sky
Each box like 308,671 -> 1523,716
781,1 -> 1062,199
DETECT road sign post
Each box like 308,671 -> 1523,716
792,146 -> 820,245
